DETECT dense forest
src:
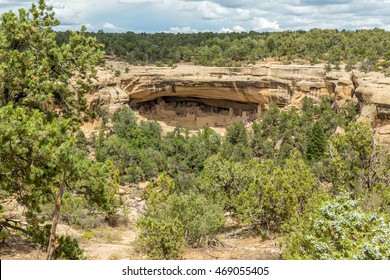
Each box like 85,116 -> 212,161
57,29 -> 390,72
96,100 -> 390,260
1,1 -> 390,260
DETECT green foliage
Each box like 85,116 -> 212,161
301,96 -> 316,115
281,190 -> 330,258
162,192 -> 225,247
324,122 -> 388,193
345,61 -> 354,72
199,151 -> 320,236
59,196 -> 104,229
138,173 -> 225,256
26,224 -> 84,259
0,1 -> 114,258
220,142 -> 253,163
27,224 -> 52,249
111,108 -> 138,139
306,122 -> 326,161
250,97 -> 356,164
75,130 -> 90,155
136,120 -> 163,149
234,153 -> 319,232
94,91 -> 386,261
57,29 -> 390,72
199,154 -> 255,208
226,121 -> 248,145
0,104 -> 76,212
183,126 -> 221,171
136,217 -> 185,259
0,103 -> 118,222
283,194 -> 390,260
221,122 -> 253,162
52,235 -> 85,260
144,173 -> 175,204
251,122 -> 274,158
0,0 -> 104,119
96,108 -> 167,183
98,112 -> 223,184
155,61 -> 165,67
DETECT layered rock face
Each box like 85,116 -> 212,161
88,63 -> 390,142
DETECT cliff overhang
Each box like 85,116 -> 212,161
88,63 -> 390,142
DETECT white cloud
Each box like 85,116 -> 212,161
102,22 -> 119,30
233,25 -> 245,32
168,26 -> 198,33
220,27 -> 232,33
220,25 -> 245,33
54,23 -> 95,32
117,0 -> 163,3
85,23 -> 95,30
183,1 -> 229,20
201,1 -> 229,19
53,5 -> 82,25
252,17 -> 280,30
235,8 -> 251,21
2,0 -> 390,32
47,1 -> 66,9
285,4 -> 317,15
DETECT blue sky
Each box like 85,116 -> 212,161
1,0 -> 390,33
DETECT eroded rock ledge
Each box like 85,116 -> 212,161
88,63 -> 390,143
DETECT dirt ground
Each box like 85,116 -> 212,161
1,184 -> 281,260
1,115 -> 274,261
0,226 -> 281,260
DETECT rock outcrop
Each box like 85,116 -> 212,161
88,62 -> 390,142
353,73 -> 390,120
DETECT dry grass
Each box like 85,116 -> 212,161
90,227 -> 123,243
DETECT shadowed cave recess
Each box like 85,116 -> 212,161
130,96 -> 262,129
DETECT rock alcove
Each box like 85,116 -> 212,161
131,96 -> 260,129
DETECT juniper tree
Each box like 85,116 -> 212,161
0,1 -> 115,259
0,104 -> 118,259
306,122 -> 326,161
0,0 -> 104,119
283,194 -> 390,260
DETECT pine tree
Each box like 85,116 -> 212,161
0,1 -> 115,259
306,122 -> 326,161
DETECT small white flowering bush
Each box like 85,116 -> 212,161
283,193 -> 390,259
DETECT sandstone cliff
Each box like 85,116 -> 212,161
87,62 -> 390,143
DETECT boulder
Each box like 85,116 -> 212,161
375,124 -> 390,145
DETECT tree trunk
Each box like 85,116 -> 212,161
46,182 -> 65,260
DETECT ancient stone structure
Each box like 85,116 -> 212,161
87,63 -> 390,142
133,97 -> 257,129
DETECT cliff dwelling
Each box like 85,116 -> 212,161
377,105 -> 390,120
131,97 -> 260,129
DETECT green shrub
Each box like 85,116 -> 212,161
164,192 -> 226,247
225,121 -> 248,145
138,149 -> 160,179
141,174 -> 225,248
125,166 -> 144,183
156,61 -> 165,67
27,224 -> 84,260
283,194 -> 390,260
59,196 -> 104,229
112,108 -> 138,139
136,217 -> 185,259
52,235 -> 85,260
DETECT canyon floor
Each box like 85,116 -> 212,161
0,228 -> 281,260
0,182 -> 281,260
